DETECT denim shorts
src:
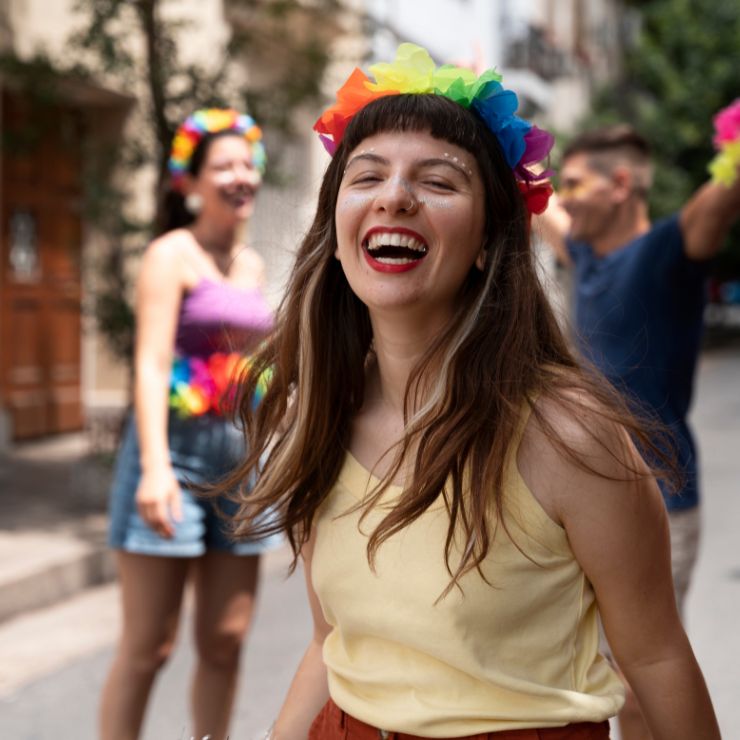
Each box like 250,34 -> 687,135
107,412 -> 282,557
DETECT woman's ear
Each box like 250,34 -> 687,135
182,172 -> 197,197
475,246 -> 487,271
182,173 -> 205,215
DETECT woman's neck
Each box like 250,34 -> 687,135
592,199 -> 650,256
189,220 -> 241,258
368,309 -> 449,414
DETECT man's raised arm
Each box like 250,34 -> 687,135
681,99 -> 740,261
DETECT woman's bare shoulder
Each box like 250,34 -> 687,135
528,384 -> 624,454
143,229 -> 193,267
517,382 -> 646,524
139,230 -> 200,288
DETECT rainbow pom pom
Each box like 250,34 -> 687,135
709,99 -> 740,188
169,352 -> 271,418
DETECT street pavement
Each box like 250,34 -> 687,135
0,547 -> 309,739
0,344 -> 738,739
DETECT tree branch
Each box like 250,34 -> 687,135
135,0 -> 171,195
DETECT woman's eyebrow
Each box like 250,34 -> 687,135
416,157 -> 472,179
344,153 -> 473,179
345,152 -> 389,170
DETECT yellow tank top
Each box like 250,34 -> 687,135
311,411 -> 625,736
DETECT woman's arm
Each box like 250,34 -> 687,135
272,536 -> 331,739
519,397 -> 720,740
133,236 -> 186,538
680,102 -> 740,261
532,194 -> 573,267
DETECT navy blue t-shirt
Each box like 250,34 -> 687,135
567,214 -> 707,510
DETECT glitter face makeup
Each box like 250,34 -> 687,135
339,193 -> 375,209
334,130 -> 486,317
340,151 -> 473,214
443,152 -> 473,177
416,197 -> 453,209
390,175 -> 417,206
344,147 -> 376,174
211,166 -> 262,189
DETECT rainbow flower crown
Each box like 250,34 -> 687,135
314,43 -> 554,214
709,99 -> 740,188
168,108 -> 267,192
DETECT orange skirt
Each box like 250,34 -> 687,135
308,699 -> 611,740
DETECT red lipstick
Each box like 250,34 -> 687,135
361,226 -> 428,273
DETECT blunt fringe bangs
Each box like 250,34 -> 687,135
342,94 -> 493,161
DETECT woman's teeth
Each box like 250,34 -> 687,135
222,191 -> 253,207
366,232 -> 426,252
365,233 -> 428,264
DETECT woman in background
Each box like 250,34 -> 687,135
100,109 -> 279,740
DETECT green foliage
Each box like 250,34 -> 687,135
587,0 -> 740,276
80,141 -> 148,365
67,0 -> 137,82
0,52 -> 62,156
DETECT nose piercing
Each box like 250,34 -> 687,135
400,195 -> 417,212
393,177 -> 417,212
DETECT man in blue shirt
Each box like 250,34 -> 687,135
538,124 -> 740,740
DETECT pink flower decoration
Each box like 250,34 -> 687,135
713,99 -> 740,148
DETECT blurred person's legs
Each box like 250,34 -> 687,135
616,505 -> 701,740
99,553 -> 190,740
103,414 -> 279,737
190,551 -> 260,739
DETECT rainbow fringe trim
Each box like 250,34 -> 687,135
169,352 -> 271,418
709,99 -> 740,187
314,43 -> 554,215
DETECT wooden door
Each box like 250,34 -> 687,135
0,91 -> 84,439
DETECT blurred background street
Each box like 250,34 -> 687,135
1,0 -> 740,738
0,342 -> 738,739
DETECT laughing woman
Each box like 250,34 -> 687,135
100,109 -> 280,740
222,46 -> 720,740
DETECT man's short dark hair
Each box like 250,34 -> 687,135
563,125 -> 653,196
563,124 -> 651,161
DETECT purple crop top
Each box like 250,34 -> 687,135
175,278 -> 274,358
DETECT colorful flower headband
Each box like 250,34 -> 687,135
168,108 -> 267,192
314,43 -> 554,214
708,99 -> 740,188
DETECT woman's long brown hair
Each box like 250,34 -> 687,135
217,94 -> 677,593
